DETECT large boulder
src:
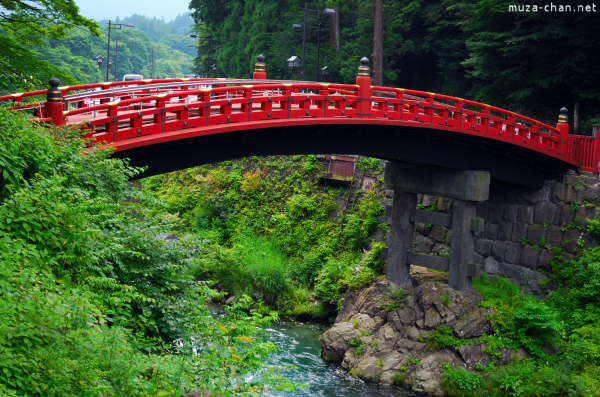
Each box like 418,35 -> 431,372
321,279 -> 495,395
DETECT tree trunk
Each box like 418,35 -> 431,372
335,8 -> 341,50
574,102 -> 580,134
373,0 -> 383,86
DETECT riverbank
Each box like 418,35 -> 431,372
321,270 -> 509,395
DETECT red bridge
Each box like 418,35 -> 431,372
2,56 -> 598,188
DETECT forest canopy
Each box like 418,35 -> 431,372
189,0 -> 600,124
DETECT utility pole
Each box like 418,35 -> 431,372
372,0 -> 383,86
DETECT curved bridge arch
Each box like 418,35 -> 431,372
2,60 -> 598,188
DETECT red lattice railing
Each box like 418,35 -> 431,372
1,76 -> 598,173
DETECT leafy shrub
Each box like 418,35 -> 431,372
441,364 -> 482,394
426,325 -> 459,350
0,111 -> 281,395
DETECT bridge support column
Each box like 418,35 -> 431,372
384,161 -> 490,290
449,200 -> 477,291
385,189 -> 416,288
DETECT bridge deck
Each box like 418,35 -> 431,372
2,76 -> 598,187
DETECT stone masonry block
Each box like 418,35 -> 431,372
527,270 -> 550,295
422,194 -> 436,207
576,206 -> 600,228
565,180 -> 585,204
504,205 -> 519,223
414,235 -> 435,253
504,242 -> 522,265
538,249 -> 554,272
517,206 -> 534,223
584,185 -> 600,202
526,225 -> 547,246
550,182 -> 566,203
545,225 -> 563,247
497,222 -> 513,241
514,266 -> 533,287
516,185 -> 550,205
482,223 -> 498,240
488,204 -> 503,223
429,225 -> 448,242
492,241 -> 507,262
475,239 -> 494,256
501,262 -> 517,279
511,222 -> 528,243
470,217 -> 485,234
476,202 -> 489,219
554,204 -> 575,227
561,228 -> 584,254
385,162 -> 490,201
472,252 -> 484,265
534,202 -> 557,224
484,256 -> 500,275
520,246 -> 540,269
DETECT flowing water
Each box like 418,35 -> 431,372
208,303 -> 418,396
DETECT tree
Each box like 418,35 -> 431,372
0,0 -> 99,91
461,0 -> 600,119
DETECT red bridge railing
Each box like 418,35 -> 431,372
1,56 -> 598,173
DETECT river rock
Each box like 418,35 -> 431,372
320,321 -> 362,363
321,279 -> 496,395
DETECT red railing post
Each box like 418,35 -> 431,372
593,129 -> 600,173
45,77 -> 64,126
253,54 -> 267,80
556,106 -> 570,158
355,57 -> 372,117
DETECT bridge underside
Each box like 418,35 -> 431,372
112,123 -> 573,188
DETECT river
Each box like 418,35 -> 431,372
207,303 -> 417,396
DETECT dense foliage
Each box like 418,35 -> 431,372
440,242 -> 600,396
0,108 -> 297,396
143,156 -> 387,320
190,0 -> 600,124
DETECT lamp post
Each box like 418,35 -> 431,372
106,21 -> 134,81
190,34 -> 211,78
96,55 -> 104,69
211,63 -> 217,78
287,56 -> 301,78
292,4 -> 335,80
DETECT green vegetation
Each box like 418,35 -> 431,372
441,260 -> 600,396
189,0 -> 599,124
143,156 -> 386,320
1,3 -> 195,93
0,108 -> 299,395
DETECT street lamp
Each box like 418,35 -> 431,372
211,63 -> 217,78
106,21 -> 134,81
292,4 -> 335,80
287,56 -> 301,78
96,55 -> 104,69
321,66 -> 330,82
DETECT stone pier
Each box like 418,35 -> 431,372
384,162 -> 490,290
